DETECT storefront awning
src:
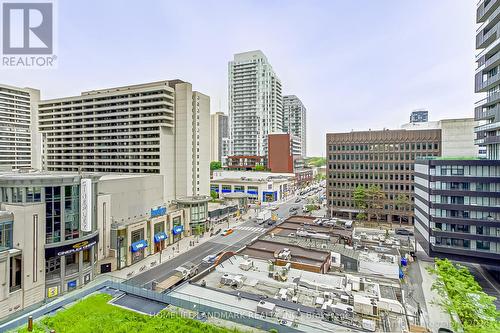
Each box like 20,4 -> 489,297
154,231 -> 168,243
172,225 -> 184,235
130,240 -> 148,252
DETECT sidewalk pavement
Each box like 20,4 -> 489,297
106,211 -> 254,280
416,259 -> 454,333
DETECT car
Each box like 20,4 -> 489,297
270,206 -> 279,211
395,228 -> 414,236
221,228 -> 234,236
295,198 -> 301,203
202,254 -> 217,265
290,210 -> 298,216
289,206 -> 298,212
267,220 -> 276,226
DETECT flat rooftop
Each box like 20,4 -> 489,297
240,239 -> 329,268
184,255 -> 407,332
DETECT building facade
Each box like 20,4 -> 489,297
475,0 -> 500,159
283,95 -> 307,157
95,174 -> 191,271
409,110 -> 428,123
326,129 -> 441,223
402,118 -> 481,158
228,50 -> 283,158
414,159 -> 500,265
210,112 -> 229,163
38,80 -> 210,203
0,171 -> 100,317
0,84 -> 41,170
267,133 -> 302,173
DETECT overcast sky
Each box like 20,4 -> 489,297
2,0 -> 476,156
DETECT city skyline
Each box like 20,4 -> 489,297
0,0 -> 476,156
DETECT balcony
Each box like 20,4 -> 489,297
475,120 -> 500,132
476,90 -> 500,108
477,23 -> 499,49
475,71 -> 500,92
475,104 -> 500,120
478,0 -> 500,23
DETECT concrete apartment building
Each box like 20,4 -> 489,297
210,112 -> 229,163
413,2 -> 500,267
326,129 -> 441,224
0,84 -> 42,170
283,95 -> 307,157
414,159 -> 500,265
38,80 -> 210,202
228,50 -> 283,158
409,109 -> 428,123
475,0 -> 500,159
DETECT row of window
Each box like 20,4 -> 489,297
330,173 -> 414,181
330,163 -> 416,171
328,143 -> 439,152
434,237 -> 496,252
329,152 -> 438,161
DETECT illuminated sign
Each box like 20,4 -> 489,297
56,237 -> 97,256
172,225 -> 184,235
80,178 -> 92,232
47,286 -> 58,298
151,206 -> 167,218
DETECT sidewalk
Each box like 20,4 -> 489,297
417,259 -> 454,333
107,211 -> 253,280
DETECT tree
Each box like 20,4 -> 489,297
353,185 -> 367,220
427,259 -> 500,333
254,165 -> 265,171
395,194 -> 411,225
210,190 -> 218,201
210,161 -> 222,171
366,185 -> 385,223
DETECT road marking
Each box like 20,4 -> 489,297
234,226 -> 267,233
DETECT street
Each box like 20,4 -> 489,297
126,185 -> 325,290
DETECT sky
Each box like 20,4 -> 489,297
1,0 -> 477,156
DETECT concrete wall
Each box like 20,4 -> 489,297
439,118 -> 478,157
195,92 -> 211,196
174,82 -> 194,198
0,203 -> 46,319
98,175 -> 164,224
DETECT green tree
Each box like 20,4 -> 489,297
210,161 -> 222,170
353,185 -> 367,220
395,194 -> 411,225
427,259 -> 500,333
210,190 -> 218,201
366,185 -> 385,223
254,165 -> 265,171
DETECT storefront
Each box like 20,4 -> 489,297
130,229 -> 147,264
176,196 -> 210,231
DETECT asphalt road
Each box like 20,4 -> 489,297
126,186 -> 325,290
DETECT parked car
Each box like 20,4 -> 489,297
295,198 -> 301,203
267,219 -> 276,226
221,228 -> 234,236
395,228 -> 414,236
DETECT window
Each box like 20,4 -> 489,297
477,241 -> 490,251
0,220 -> 13,249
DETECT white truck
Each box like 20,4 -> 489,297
154,262 -> 198,292
256,210 -> 272,225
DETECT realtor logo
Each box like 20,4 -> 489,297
1,1 -> 56,68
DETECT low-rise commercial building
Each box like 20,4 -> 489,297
414,159 -> 500,265
210,172 -> 293,203
0,171 -> 100,317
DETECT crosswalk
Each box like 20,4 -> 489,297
234,226 -> 267,233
